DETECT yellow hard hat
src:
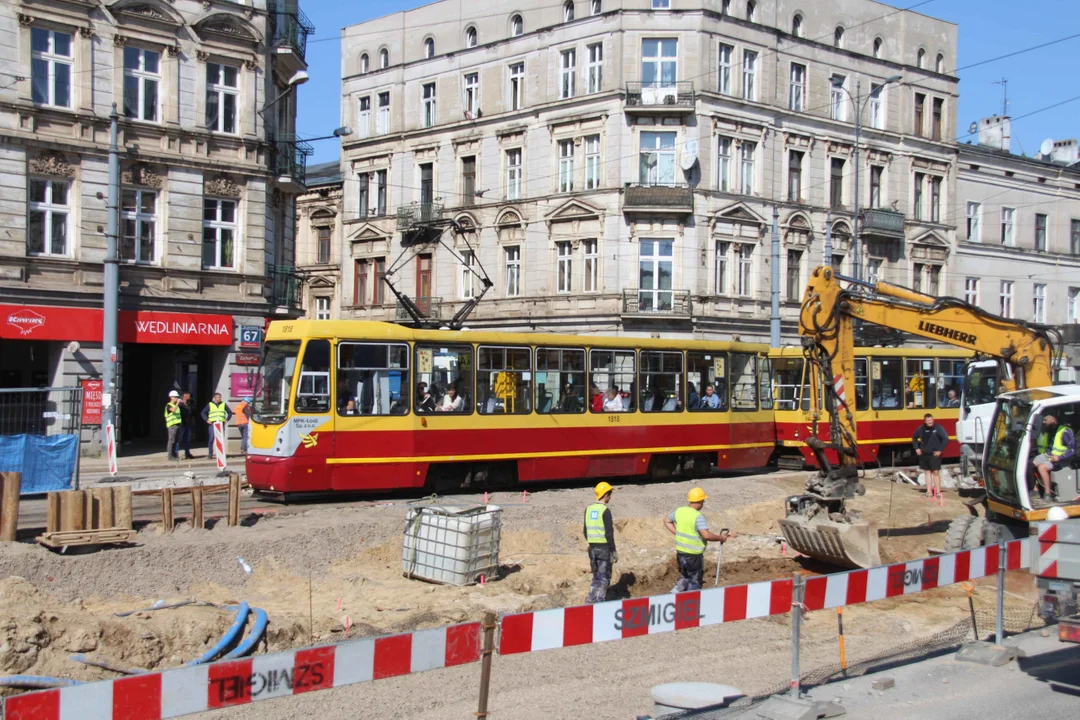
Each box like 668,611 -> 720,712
688,487 -> 707,503
594,481 -> 614,500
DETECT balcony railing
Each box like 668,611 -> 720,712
271,134 -> 313,190
860,208 -> 906,239
396,200 -> 445,230
622,288 -> 692,316
625,81 -> 696,110
623,183 -> 694,214
268,264 -> 302,309
269,2 -> 314,62
396,297 -> 444,322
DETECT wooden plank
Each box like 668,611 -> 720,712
114,485 -> 132,530
0,472 -> 21,542
160,488 -> 174,532
37,528 -> 136,548
46,492 -> 61,534
60,490 -> 86,532
191,488 -> 204,530
227,474 -> 241,527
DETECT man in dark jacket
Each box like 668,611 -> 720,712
913,413 -> 949,500
583,482 -> 617,603
176,391 -> 196,460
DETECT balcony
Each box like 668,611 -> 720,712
860,208 -> 906,240
268,264 -> 302,310
624,82 -> 695,115
623,183 -> 693,216
271,135 -> 313,193
622,289 -> 692,317
269,1 -> 314,74
395,297 -> 444,323
396,200 -> 445,230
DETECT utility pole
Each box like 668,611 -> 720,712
101,106 -> 120,443
852,80 -> 862,282
770,205 -> 781,348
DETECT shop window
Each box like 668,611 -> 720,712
337,343 -> 409,416
477,346 -> 532,414
870,357 -> 903,409
905,357 -> 936,410
415,344 -> 473,413
537,347 -> 586,414
730,353 -> 758,411
295,339 -> 331,413
590,349 -> 636,412
938,358 -> 965,407
686,352 -> 728,411
640,351 -> 683,412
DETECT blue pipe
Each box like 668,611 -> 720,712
186,602 -> 250,666
223,607 -> 268,659
0,675 -> 81,689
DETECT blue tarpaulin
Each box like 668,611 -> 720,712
0,434 -> 77,494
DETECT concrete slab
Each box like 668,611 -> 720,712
752,697 -> 846,720
955,641 -> 1023,667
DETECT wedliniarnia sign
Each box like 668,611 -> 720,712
917,320 -> 977,346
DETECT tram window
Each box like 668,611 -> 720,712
686,351 -> 728,411
415,344 -> 474,414
536,347 -> 586,414
640,351 -> 683,412
295,339 -> 331,413
772,358 -> 806,411
730,353 -> 758,411
590,349 -> 636,412
477,346 -> 532,414
759,356 -> 774,410
905,358 -> 936,410
254,340 -> 299,422
337,343 -> 409,416
871,358 -> 903,409
938,359 -> 965,408
854,358 -> 869,411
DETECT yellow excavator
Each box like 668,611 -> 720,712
780,265 -> 1079,568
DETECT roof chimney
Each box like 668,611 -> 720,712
977,116 -> 1011,152
1050,139 -> 1079,164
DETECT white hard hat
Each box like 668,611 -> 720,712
168,390 -> 180,398
1047,506 -> 1069,522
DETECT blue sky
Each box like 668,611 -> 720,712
297,0 -> 1080,165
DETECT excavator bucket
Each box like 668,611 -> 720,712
779,514 -> 881,569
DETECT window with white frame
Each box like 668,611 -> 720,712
742,50 -> 758,100
202,198 -> 237,270
834,26 -> 845,48
642,39 -> 677,91
737,243 -> 753,297
917,48 -> 926,69
792,14 -> 804,37
505,245 -> 521,297
460,250 -> 477,299
869,83 -> 884,129
964,277 -> 980,306
585,135 -> 601,189
376,91 -> 390,134
1035,213 -> 1048,252
506,148 -> 523,200
360,54 -> 369,73
786,249 -> 802,300
638,239 -> 674,311
870,165 -> 883,207
357,96 -> 371,138
463,73 -> 479,116
120,188 -> 157,263
1001,207 -> 1015,245
557,241 -> 573,293
592,0 -> 602,15
357,173 -> 369,218
466,27 -> 477,48
509,63 -> 524,111
639,131 -> 677,185
936,54 -> 945,73
315,297 -> 331,320
830,75 -> 847,121
718,44 -> 733,95
206,63 -> 239,133
717,136 -> 732,192
913,172 -> 925,220
928,264 -> 940,295
123,47 -> 160,122
789,63 -> 806,111
1072,219 -> 1080,256
27,178 -> 70,257
379,48 -> 389,68
564,1 -> 575,22
587,43 -> 603,94
966,201 -> 981,241
788,150 -> 803,202
511,15 -> 523,37
560,49 -> 576,99
374,170 -> 387,215
423,38 -> 435,59
584,239 -> 598,292
999,280 -> 1014,318
740,141 -> 756,195
422,82 -> 437,127
31,28 -> 72,108
715,241 -> 729,294
317,226 -> 331,265
930,176 -> 942,223
558,139 -> 575,192
1033,283 -> 1046,323
1069,288 -> 1080,323
873,37 -> 883,59
652,0 -> 670,8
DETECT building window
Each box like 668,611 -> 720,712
830,158 -> 845,209
788,150 -> 802,202
317,226 -> 331,264
584,239 -> 598,292
357,96 -> 371,138
964,277 -> 980,306
354,259 -> 368,306
1000,280 -> 1014,318
967,202 -> 981,241
1070,288 -> 1080,323
930,176 -> 941,223
786,249 -> 802,300
558,139 -> 575,193
505,245 -> 521,297
789,63 -> 806,111
376,169 -> 387,216
652,0 -> 670,8
556,241 -> 573,293
120,189 -> 157,263
379,48 -> 389,68
315,297 -> 331,320
746,0 -> 756,22
27,178 -> 69,257
936,53 -> 945,73
360,54 -> 369,74
1001,207 -> 1015,245
31,28 -> 72,108
742,50 -> 757,100
737,244 -> 753,297
423,38 -> 435,59
587,43 -> 603,94
1035,213 -> 1047,252
834,26 -> 844,48
873,37 -> 883,58
564,1 -> 575,22
357,173 -> 369,218
421,82 -> 436,127
715,241 -> 729,294
869,83 -> 884,130
831,254 -> 845,275
913,172 -> 925,220
792,14 -> 803,37
202,198 -> 237,270
912,263 -> 925,294
717,137 -> 732,192
638,239 -> 674,311
914,92 -> 925,137
867,258 -> 883,284
717,44 -> 733,95
642,39 -> 677,91
416,253 -> 432,299
506,148 -> 522,200
870,165 -> 883,208
123,47 -> 160,122
560,49 -> 576,99
511,14 -> 523,37
509,63 -> 525,111
1033,283 -> 1046,323
740,141 -> 756,195
466,27 -> 477,48
420,163 -> 434,208
932,97 -> 943,141
830,75 -> 847,121
585,135 -> 601,189
460,250 -> 476,299
592,0 -> 602,14
640,131 -> 677,185
463,73 -> 479,116
917,48 -> 926,69
376,91 -> 390,134
206,63 -> 239,134
1072,219 -> 1080,255
928,264 -> 940,295
461,156 -> 476,204
373,258 -> 386,304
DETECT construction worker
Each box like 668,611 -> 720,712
664,488 -> 730,592
201,391 -> 233,458
164,390 -> 182,460
584,481 -> 617,603
234,395 -> 252,454
1034,410 -> 1076,501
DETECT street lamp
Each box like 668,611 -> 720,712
830,74 -> 902,281
301,126 -> 354,142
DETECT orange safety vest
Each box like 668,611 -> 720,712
234,401 -> 250,426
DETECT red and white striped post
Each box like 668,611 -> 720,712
105,423 -> 117,477
213,422 -> 227,471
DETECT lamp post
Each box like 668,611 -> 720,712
830,74 -> 902,281
300,126 -> 354,143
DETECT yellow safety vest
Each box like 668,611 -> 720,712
164,401 -> 181,428
674,506 -> 706,555
585,503 -> 608,545
207,401 -> 228,423
1037,426 -> 1069,456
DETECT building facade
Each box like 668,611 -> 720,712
295,160 -> 345,319
0,0 -> 312,453
339,0 -> 958,340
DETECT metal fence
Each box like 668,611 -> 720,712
0,386 -> 83,494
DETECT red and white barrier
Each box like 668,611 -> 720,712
213,422 -> 227,471
4,622 -> 482,720
499,540 -> 1030,656
105,423 -> 117,477
1034,522 -> 1080,579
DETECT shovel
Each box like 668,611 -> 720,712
713,542 -> 723,587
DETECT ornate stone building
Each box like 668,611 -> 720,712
295,160 -> 344,320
